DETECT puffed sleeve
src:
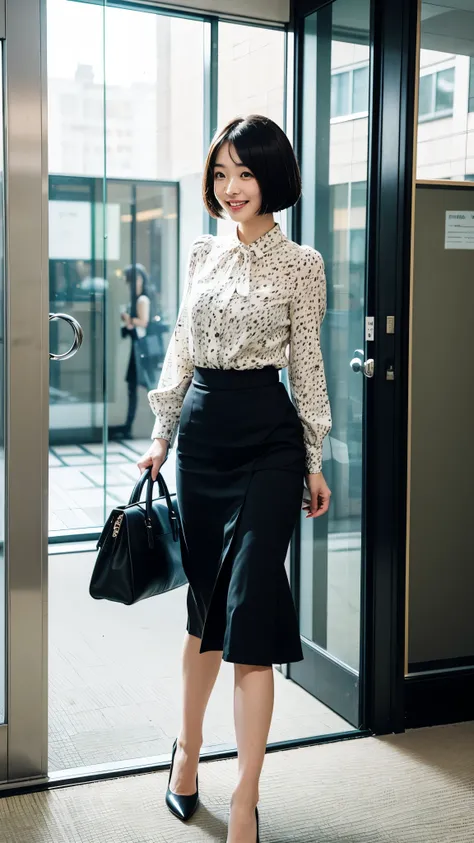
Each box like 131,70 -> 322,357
147,235 -> 211,447
288,248 -> 332,475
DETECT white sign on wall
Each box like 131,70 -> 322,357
445,211 -> 474,250
49,201 -> 91,260
49,200 -> 121,262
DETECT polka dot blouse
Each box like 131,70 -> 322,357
148,222 -> 332,474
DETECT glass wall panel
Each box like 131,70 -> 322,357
102,5 -> 203,507
417,2 -> 474,180
299,0 -> 370,674
47,0 -> 107,536
47,0 -> 203,535
217,22 -> 286,236
0,49 -> 5,725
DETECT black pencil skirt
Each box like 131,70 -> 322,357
175,365 -> 306,666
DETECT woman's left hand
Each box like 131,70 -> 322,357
302,472 -> 331,518
120,311 -> 130,323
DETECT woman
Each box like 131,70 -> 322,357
137,115 -> 332,843
120,263 -> 153,439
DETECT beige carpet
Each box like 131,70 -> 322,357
1,722 -> 473,843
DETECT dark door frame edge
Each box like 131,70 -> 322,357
363,0 -> 418,734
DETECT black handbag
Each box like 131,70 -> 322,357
89,468 -> 188,605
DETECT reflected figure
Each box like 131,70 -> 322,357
119,263 -> 157,439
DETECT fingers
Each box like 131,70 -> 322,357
136,452 -> 164,482
137,455 -> 152,476
313,495 -> 330,518
304,489 -> 331,518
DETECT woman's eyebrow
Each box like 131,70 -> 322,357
213,161 -> 245,168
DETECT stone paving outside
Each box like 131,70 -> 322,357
48,438 -> 155,534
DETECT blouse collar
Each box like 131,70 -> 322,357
227,222 -> 285,259
192,222 -> 285,304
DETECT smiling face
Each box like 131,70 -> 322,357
213,141 -> 263,223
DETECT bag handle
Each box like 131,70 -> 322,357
129,468 -> 179,546
129,466 -> 165,504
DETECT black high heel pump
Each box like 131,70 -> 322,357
165,738 -> 200,822
256,806 -> 260,842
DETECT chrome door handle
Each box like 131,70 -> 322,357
49,312 -> 84,361
350,356 -> 374,378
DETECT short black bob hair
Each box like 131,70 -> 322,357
202,114 -> 302,219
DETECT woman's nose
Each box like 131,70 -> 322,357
226,177 -> 240,195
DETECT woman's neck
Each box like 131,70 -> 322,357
236,214 -> 275,246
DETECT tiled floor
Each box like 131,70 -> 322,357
49,439 -> 159,533
48,549 -> 354,774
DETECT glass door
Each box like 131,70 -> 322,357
47,0 -> 107,539
289,0 -> 372,727
46,0 -> 205,776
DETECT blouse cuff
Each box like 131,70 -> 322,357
305,445 -> 323,475
150,417 -> 175,443
150,415 -> 180,453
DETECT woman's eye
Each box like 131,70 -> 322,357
214,172 -> 225,179
241,172 -> 253,179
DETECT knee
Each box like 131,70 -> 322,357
234,663 -> 272,676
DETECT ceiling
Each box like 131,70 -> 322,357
421,1 -> 474,56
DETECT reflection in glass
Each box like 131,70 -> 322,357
469,58 -> 474,114
331,66 -> 368,118
417,2 -> 474,179
419,68 -> 455,120
47,0 -> 203,535
331,71 -> 350,117
418,74 -> 432,118
299,0 -> 370,673
105,181 -> 178,444
47,0 -> 106,538
435,67 -> 455,113
352,65 -> 369,114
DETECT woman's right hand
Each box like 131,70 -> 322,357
137,438 -> 169,481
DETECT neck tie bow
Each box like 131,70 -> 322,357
192,239 -> 265,308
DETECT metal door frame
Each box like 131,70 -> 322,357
1,0 -> 50,783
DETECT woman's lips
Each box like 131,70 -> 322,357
227,201 -> 248,211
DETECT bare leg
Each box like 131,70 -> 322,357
170,632 -> 222,795
227,664 -> 274,843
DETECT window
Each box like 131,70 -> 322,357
218,22 -> 285,130
469,58 -> 474,113
331,65 -> 369,119
217,21 -> 286,237
417,4 -> 470,179
418,67 -> 455,121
